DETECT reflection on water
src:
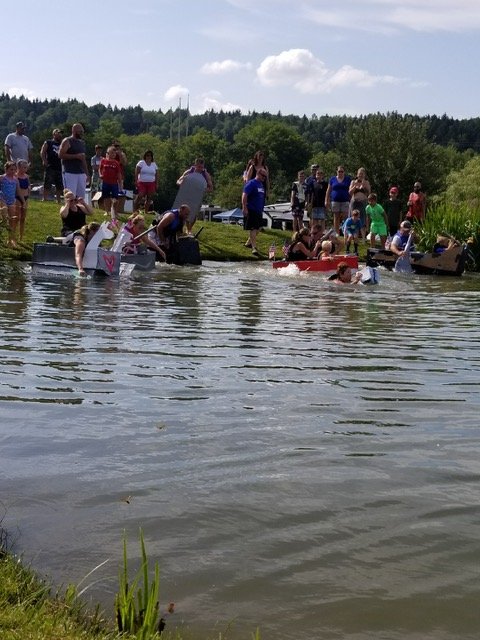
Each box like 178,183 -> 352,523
2,262 -> 480,639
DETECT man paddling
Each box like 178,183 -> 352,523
390,220 -> 414,257
154,204 -> 190,261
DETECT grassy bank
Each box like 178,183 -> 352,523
0,547 -> 120,640
0,198 -> 290,263
2,198 -> 480,268
0,527 -> 259,640
0,199 -> 371,264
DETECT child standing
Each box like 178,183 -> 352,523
384,186 -> 403,237
0,161 -> 24,247
16,159 -> 30,241
343,209 -> 362,254
99,146 -> 122,221
366,193 -> 388,248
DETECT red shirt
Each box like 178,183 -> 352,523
99,158 -> 121,184
407,191 -> 426,221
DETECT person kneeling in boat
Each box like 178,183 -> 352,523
154,204 -> 191,261
433,233 -> 459,255
60,189 -> 94,238
390,220 -> 414,257
287,228 -> 321,260
123,213 -> 166,261
69,222 -> 101,277
329,261 -> 363,285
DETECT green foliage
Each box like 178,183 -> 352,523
115,529 -> 162,639
444,155 -> 480,209
233,119 -> 310,198
341,113 -> 457,200
415,201 -> 480,268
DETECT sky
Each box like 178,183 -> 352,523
4,0 -> 480,119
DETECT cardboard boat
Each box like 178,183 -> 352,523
273,254 -> 359,272
31,222 -> 121,277
366,244 -> 468,276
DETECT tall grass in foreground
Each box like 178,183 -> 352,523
416,201 -> 480,269
1,519 -> 261,640
115,528 -> 167,639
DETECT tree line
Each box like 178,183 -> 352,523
0,93 -> 478,212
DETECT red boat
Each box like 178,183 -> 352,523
272,255 -> 359,271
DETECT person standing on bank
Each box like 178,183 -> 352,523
4,121 -> 33,165
308,168 -> 328,233
325,166 -> 352,234
59,123 -> 90,199
90,145 -> 103,193
242,168 -> 267,256
348,167 -> 370,238
40,128 -> 64,203
177,157 -> 213,234
291,170 -> 307,233
99,146 -> 122,221
134,150 -> 158,212
406,181 -> 426,223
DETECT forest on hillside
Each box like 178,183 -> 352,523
1,93 -> 479,211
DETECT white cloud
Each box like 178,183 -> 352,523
201,59 -> 252,75
388,2 -> 480,32
256,49 -> 406,94
6,86 -> 38,100
257,49 -> 328,90
198,91 -> 245,113
164,85 -> 189,103
303,0 -> 480,34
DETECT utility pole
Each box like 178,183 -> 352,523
177,97 -> 181,144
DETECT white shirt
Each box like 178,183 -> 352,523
136,160 -> 158,183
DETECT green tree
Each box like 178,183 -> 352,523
233,119 -> 311,200
341,113 -> 455,202
444,155 -> 480,209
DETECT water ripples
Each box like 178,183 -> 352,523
1,263 -> 480,638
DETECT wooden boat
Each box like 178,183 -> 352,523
31,221 -> 122,277
273,254 -> 359,271
366,244 -> 469,276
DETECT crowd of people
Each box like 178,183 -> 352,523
0,120 -> 214,257
240,149 -> 427,259
0,124 -> 432,275
289,162 -> 427,242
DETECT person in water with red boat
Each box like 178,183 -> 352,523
329,261 -> 363,285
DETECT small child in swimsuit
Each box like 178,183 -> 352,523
16,159 -> 30,241
0,161 -> 24,247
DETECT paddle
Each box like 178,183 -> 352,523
394,231 -> 414,273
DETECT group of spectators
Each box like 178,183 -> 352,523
0,120 -> 216,250
241,150 -> 427,259
289,163 -> 426,239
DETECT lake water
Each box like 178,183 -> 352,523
2,260 -> 480,639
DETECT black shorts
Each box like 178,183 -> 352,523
44,166 -> 64,191
244,209 -> 263,231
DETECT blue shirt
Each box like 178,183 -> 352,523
243,178 -> 265,213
